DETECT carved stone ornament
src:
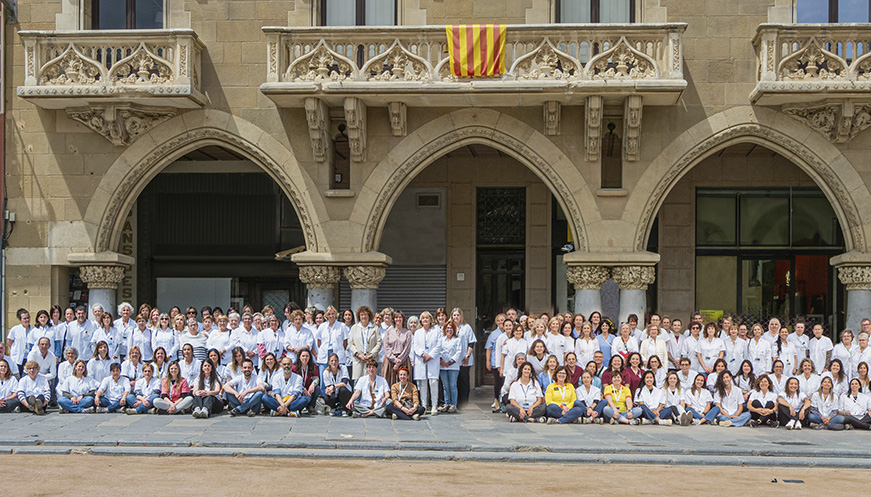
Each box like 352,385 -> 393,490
298,266 -> 341,289
78,265 -> 126,290
587,39 -> 658,80
360,40 -> 432,82
566,265 -> 610,290
67,105 -> 175,146
783,100 -> 871,144
611,266 -> 656,290
304,97 -> 329,162
343,266 -> 386,289
388,102 -> 407,137
838,266 -> 871,291
623,95 -> 643,161
285,40 -> 354,82
344,97 -> 367,162
543,101 -> 560,136
511,40 -> 580,81
779,38 -> 847,81
585,96 -> 603,162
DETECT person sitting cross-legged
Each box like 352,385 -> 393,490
347,358 -> 390,418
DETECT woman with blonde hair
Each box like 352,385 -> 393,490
151,313 -> 179,361
747,323 -> 773,375
0,359 -> 19,413
451,307 -> 477,406
413,311 -> 441,416
127,314 -> 153,362
206,314 -> 233,365
438,321 -> 463,412
575,322 -> 599,368
56,359 -> 95,413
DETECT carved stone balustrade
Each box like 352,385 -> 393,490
752,24 -> 871,143
260,23 -> 687,108
18,30 -> 205,145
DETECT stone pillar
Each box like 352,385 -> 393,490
566,265 -> 610,318
298,265 -> 341,311
612,266 -> 656,325
78,265 -> 126,321
838,266 -> 871,333
343,266 -> 386,314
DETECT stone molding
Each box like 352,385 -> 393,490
838,266 -> 871,291
344,97 -> 367,162
78,265 -> 126,290
304,97 -> 329,162
783,101 -> 871,144
623,95 -> 643,161
343,266 -> 386,289
543,101 -> 560,136
388,102 -> 407,136
566,265 -> 610,290
68,105 -> 176,146
298,265 -> 341,289
611,266 -> 655,290
585,95 -> 602,162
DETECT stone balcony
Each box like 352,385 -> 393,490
752,24 -> 871,143
17,29 -> 205,145
260,23 -> 687,108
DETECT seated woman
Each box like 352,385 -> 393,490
322,352 -> 353,417
713,370 -> 751,427
151,347 -> 170,380
635,370 -> 674,425
191,359 -> 223,418
747,373 -> 779,428
734,360 -> 756,406
603,371 -> 641,425
808,376 -> 841,430
126,362 -> 161,414
292,350 -> 320,414
544,366 -> 584,424
120,346 -> 144,384
17,360 -> 51,414
386,366 -> 425,420
837,378 -> 871,430
682,373 -> 718,425
705,358 -> 728,394
506,362 -> 545,423
346,358 -> 390,418
0,359 -> 20,413
824,359 -> 849,398
576,370 -> 605,423
525,339 -> 549,375
537,355 -> 559,392
94,363 -> 131,413
645,355 -> 666,388
777,376 -> 810,430
263,356 -> 309,417
499,353 -> 528,409
153,361 -> 193,414
56,359 -> 95,413
663,371 -> 688,426
796,358 -> 821,398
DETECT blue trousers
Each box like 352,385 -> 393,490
228,391 -> 263,414
686,405 -> 719,423
262,394 -> 310,413
57,396 -> 95,413
716,411 -> 751,427
639,404 -> 675,421
603,406 -> 642,421
125,394 -> 159,413
440,369 -> 459,406
546,400 -> 585,424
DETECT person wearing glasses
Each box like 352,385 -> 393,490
17,360 -> 50,414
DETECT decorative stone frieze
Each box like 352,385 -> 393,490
783,101 -> 871,144
611,266 -> 656,291
298,266 -> 341,289
343,266 -> 386,290
68,105 -> 176,146
543,101 -> 560,136
304,97 -> 329,162
344,97 -> 367,162
388,102 -> 407,136
838,266 -> 871,291
566,265 -> 610,290
78,265 -> 126,290
585,95 -> 603,162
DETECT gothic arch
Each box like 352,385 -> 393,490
354,108 -> 598,253
84,109 -> 327,254
625,106 -> 871,253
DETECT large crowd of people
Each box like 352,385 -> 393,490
3,302 -> 871,431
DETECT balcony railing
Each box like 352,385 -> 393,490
18,29 -> 205,109
261,23 -> 686,107
752,23 -> 871,105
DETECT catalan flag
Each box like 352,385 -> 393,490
445,24 -> 507,77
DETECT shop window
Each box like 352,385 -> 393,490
557,0 -> 635,23
796,0 -> 870,22
322,0 -> 396,26
92,0 -> 163,29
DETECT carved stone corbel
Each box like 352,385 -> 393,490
623,95 -> 643,161
387,101 -> 406,137
783,100 -> 871,144
304,97 -> 329,162
67,105 -> 175,146
543,101 -> 560,136
344,97 -> 367,162
585,95 -> 602,162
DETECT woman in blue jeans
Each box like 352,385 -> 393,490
576,370 -> 606,423
681,373 -> 719,425
56,359 -> 95,413
544,366 -> 585,424
602,370 -> 642,424
635,370 -> 674,425
438,322 -> 463,413
713,370 -> 751,427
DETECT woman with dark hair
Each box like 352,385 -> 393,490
837,378 -> 871,429
126,362 -> 160,414
734,359 -> 756,403
385,366 -> 424,420
713,371 -> 751,427
603,370 -> 641,425
773,326 -> 799,376
322,352 -> 352,416
777,376 -> 810,429
56,359 -> 94,413
621,352 -> 645,396
192,359 -> 222,418
601,354 -> 624,386
824,358 -> 849,397
438,322 -> 463,413
179,343 -> 201,387
293,349 -> 320,414
382,310 -> 412,386
506,361 -> 545,422
544,366 -> 585,424
705,358 -> 728,394
635,370 -> 674,425
808,376 -> 840,430
226,346 -> 247,382
526,339 -> 549,375
588,312 -> 601,334
682,373 -> 717,425
153,361 -> 192,415
696,322 -> 725,375
747,374 -> 779,428
769,360 -> 788,395
0,359 -> 19,413
87,341 -> 112,384
538,355 -> 559,392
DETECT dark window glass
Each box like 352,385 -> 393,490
93,0 -> 163,29
792,191 -> 840,246
558,0 -> 634,23
696,195 -> 736,246
323,0 -> 395,26
135,0 -> 164,29
797,0 -> 870,22
739,193 -> 789,246
476,188 -> 526,245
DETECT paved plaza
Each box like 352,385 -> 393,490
0,389 -> 867,467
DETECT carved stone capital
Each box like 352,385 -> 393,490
343,265 -> 386,289
387,101 -> 406,137
783,100 -> 871,144
67,104 -> 175,146
566,265 -> 610,290
344,97 -> 367,162
298,265 -> 341,289
623,95 -> 643,161
78,265 -> 126,290
585,95 -> 602,162
611,265 -> 655,290
838,266 -> 871,291
304,97 -> 329,162
543,101 -> 560,136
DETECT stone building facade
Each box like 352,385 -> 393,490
6,0 -> 871,360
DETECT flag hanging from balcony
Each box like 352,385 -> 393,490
446,24 -> 507,77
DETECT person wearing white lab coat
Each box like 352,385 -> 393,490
262,356 -> 309,416
787,320 -> 810,364
231,313 -> 260,369
747,374 -> 778,428
114,303 -> 136,360
500,325 -> 530,381
676,358 -> 698,392
151,314 -> 179,361
772,328 -> 799,376
68,307 -> 96,362
852,333 -> 871,379
56,360 -> 95,413
283,310 -> 314,364
91,312 -> 122,361
120,346 -> 144,384
723,326 -> 748,376
126,362 -> 161,414
682,373 -> 717,425
808,323 -> 833,375
837,378 -> 871,429
413,311 -> 441,416
696,323 -> 725,375
87,341 -> 113,384
346,358 -> 390,418
808,376 -> 841,430
17,361 -> 51,414
747,323 -> 773,376
316,306 -> 348,372
574,323 -> 600,368
6,309 -> 33,372
127,314 -> 153,362
823,359 -> 850,398
178,344 -> 201,387
0,359 -> 19,413
796,359 -> 821,398
26,337 -> 56,383
769,360 -> 789,395
776,377 -> 809,429
712,371 -> 751,427
57,347 -> 77,384
438,322 -> 464,413
832,329 -> 858,379
680,322 -> 703,373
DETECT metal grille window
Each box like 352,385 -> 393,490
476,187 -> 526,245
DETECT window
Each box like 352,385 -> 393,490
796,0 -> 870,22
600,121 -> 622,189
322,0 -> 396,26
557,0 -> 635,23
91,0 -> 163,29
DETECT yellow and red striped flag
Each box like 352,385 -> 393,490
445,24 -> 507,77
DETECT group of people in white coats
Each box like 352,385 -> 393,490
2,301 -> 477,420
484,309 -> 871,431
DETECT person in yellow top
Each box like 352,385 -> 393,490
603,372 -> 642,425
545,366 -> 585,424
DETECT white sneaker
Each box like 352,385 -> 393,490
692,419 -> 701,426
794,421 -> 802,430
641,418 -> 652,425
430,408 -> 438,416
96,407 -> 108,414
719,419 -> 732,427
658,419 -> 673,426
786,419 -> 796,430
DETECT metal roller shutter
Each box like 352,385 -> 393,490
339,265 -> 446,316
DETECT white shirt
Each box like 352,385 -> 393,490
778,390 -> 807,411
206,330 -> 233,365
769,374 -> 788,395
151,328 -> 179,360
810,391 -> 839,417
680,335 -> 702,372
413,328 -> 442,381
270,371 -> 304,398
0,376 -> 18,400
57,375 -> 95,398
747,338 -> 773,375
68,320 -> 97,359
840,391 -> 871,417
822,371 -> 850,398
664,333 -> 682,366
457,324 -> 477,367
114,318 -> 136,356
713,386 -> 743,415
228,374 -> 263,401
91,327 -> 122,359
322,365 -> 351,391
16,374 -> 50,402
797,373 -> 821,398
663,387 -> 682,407
97,376 -> 131,402
127,326 -> 153,361
832,343 -> 857,378
7,324 -> 32,364
28,326 -> 54,347
87,357 -> 113,384
26,349 -> 57,381
134,377 -> 162,397
808,336 -> 833,374
257,328 -> 285,359
353,374 -> 390,408
682,388 -> 713,412
723,337 -> 748,375
283,325 -> 315,364
787,332 -> 810,362
748,389 -> 777,406
635,386 -> 665,409
574,337 -> 599,367
853,346 -> 871,378
695,337 -> 725,370
508,379 -> 542,408
439,335 -> 464,371
179,358 -> 201,386
676,369 -> 698,391
575,384 -> 601,406
57,361 -> 75,383
231,327 -> 260,367
501,337 -> 530,376
120,360 -> 144,382
316,321 -> 347,364
612,336 -> 639,360
771,340 -> 798,374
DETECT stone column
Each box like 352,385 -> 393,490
78,265 -> 126,321
566,265 -> 610,318
298,265 -> 341,311
343,266 -> 386,314
838,266 -> 871,333
611,266 -> 656,325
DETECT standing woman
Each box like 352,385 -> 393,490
777,376 -> 810,429
723,324 -> 748,376
191,359 -> 223,418
808,376 -> 840,430
257,316 -> 284,363
153,361 -> 193,414
50,305 -> 66,359
639,324 -> 668,366
147,308 -> 161,331
56,359 -> 95,413
115,303 -> 135,360
341,309 -> 355,329
151,314 -> 179,362
438,322 -> 463,413
0,359 -> 19,413
696,323 -> 725,375
612,323 -> 639,362
87,341 -> 112,384
747,323 -> 773,376
151,347 -> 170,380
206,314 -> 233,366
576,370 -> 605,423
322,352 -> 352,416
682,373 -> 717,425
382,310 -> 412,386
747,374 -> 779,428
832,329 -> 857,379
574,323 -> 600,368
316,306 -> 349,381
451,308 -> 477,407
595,318 -> 614,363
571,314 -> 585,339
824,359 -> 849,398
349,306 -> 381,381
588,312 -> 602,334
713,371 -> 751,427
837,378 -> 871,429
92,312 -> 122,362
127,314 -> 153,363
231,313 -> 260,369
856,362 -> 871,392
413,311 -> 442,416
621,352 -> 645,396
854,333 -> 871,379
500,321 -> 529,380
544,366 -> 585,424
284,310 -> 315,365
772,327 -> 799,376
646,355 -> 666,388
506,362 -> 545,423
545,319 -> 566,364
554,322 -> 575,365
